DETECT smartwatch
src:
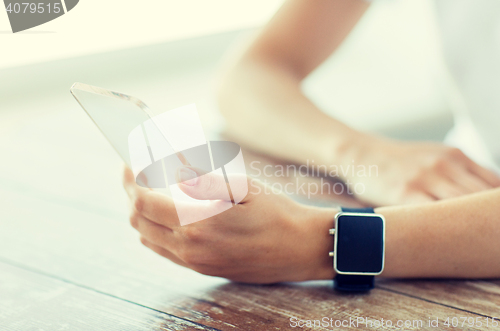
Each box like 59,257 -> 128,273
329,207 -> 386,292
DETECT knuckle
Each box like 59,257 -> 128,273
432,158 -> 449,171
180,226 -> 204,243
405,171 -> 428,191
402,181 -> 418,193
446,147 -> 465,159
409,168 -> 428,182
399,181 -> 427,201
134,194 -> 145,213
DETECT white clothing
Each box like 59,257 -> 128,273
433,0 -> 500,169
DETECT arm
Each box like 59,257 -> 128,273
218,0 -> 500,205
124,166 -> 500,283
380,189 -> 500,278
218,0 -> 369,167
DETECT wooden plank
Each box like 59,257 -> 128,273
163,281 -> 495,331
0,261 -> 211,330
0,106 -> 128,220
378,279 -> 500,319
0,188 -> 492,330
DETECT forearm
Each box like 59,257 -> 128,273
379,188 -> 500,278
310,188 -> 500,280
217,0 -> 371,169
218,58 -> 363,166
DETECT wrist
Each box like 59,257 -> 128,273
297,206 -> 338,281
329,132 -> 392,182
326,128 -> 364,165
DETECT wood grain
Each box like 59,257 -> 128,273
378,279 -> 500,319
0,261 -> 210,331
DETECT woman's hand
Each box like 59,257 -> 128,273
338,136 -> 500,206
123,166 -> 335,284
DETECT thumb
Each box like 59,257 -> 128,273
176,166 -> 250,202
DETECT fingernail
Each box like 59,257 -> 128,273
178,167 -> 198,186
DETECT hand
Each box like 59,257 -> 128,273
123,165 -> 335,284
340,137 -> 500,206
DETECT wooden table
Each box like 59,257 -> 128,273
1,94 -> 499,331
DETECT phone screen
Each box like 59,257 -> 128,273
70,83 -> 177,169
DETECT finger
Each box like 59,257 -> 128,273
445,163 -> 493,193
139,236 -> 189,268
123,165 -> 136,199
133,213 -> 178,250
176,166 -> 250,202
124,165 -> 179,227
466,161 -> 500,188
123,165 -> 150,200
134,191 -> 179,228
423,174 -> 469,200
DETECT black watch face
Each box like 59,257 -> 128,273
335,214 -> 385,274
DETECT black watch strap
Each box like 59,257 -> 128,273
335,274 -> 375,292
333,207 -> 375,292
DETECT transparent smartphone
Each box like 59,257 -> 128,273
71,82 -> 248,226
70,82 -> 189,169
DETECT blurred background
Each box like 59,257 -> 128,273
1,0 -> 451,131
0,0 -> 452,216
